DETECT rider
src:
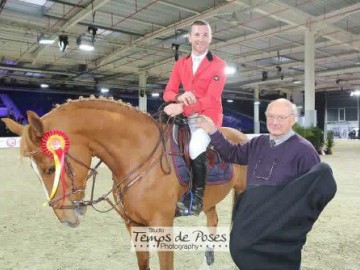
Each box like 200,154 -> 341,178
163,20 -> 227,216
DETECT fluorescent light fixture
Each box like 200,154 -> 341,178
38,36 -> 55,45
40,83 -> 49,88
100,88 -> 109,93
151,93 -> 160,97
19,0 -> 47,5
225,66 -> 236,75
350,90 -> 360,96
97,28 -> 112,36
227,99 -> 234,103
293,80 -> 301,84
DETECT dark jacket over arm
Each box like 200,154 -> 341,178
230,162 -> 337,270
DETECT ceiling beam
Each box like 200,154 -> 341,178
31,0 -> 111,64
94,1 -> 234,67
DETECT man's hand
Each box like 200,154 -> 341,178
164,103 -> 184,117
196,116 -> 218,134
177,92 -> 196,106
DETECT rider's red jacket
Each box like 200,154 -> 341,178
163,51 -> 227,128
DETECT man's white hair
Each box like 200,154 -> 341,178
266,98 -> 298,121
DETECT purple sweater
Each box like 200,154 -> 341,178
210,131 -> 320,186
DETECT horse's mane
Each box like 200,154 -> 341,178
20,95 -> 155,157
46,95 -> 151,118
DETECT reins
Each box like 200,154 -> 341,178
25,109 -> 174,224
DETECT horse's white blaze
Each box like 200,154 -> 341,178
30,158 -> 50,200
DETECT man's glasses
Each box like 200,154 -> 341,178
266,114 -> 294,122
252,158 -> 277,181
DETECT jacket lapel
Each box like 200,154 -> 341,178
193,51 -> 213,78
184,56 -> 193,80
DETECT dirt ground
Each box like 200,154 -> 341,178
0,139 -> 359,270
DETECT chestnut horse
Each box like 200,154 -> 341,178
2,96 -> 247,269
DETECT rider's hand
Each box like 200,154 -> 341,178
176,92 -> 196,106
164,103 -> 184,117
196,116 -> 218,135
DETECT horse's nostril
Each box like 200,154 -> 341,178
75,206 -> 87,217
62,220 -> 80,228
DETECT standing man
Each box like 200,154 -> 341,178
197,98 -> 328,269
163,20 -> 227,216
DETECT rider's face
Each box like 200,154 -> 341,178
188,24 -> 212,56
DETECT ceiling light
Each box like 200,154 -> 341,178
171,43 -> 180,61
76,26 -> 98,52
77,35 -> 94,51
38,35 -> 55,45
58,35 -> 69,52
225,66 -> 236,75
40,83 -> 49,88
151,93 -> 160,97
88,26 -> 98,37
226,11 -> 239,25
227,99 -> 234,103
100,88 -> 109,93
292,80 -> 301,84
350,90 -> 360,96
262,71 -> 268,81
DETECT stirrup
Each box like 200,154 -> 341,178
188,202 -> 203,216
176,201 -> 188,211
176,191 -> 194,214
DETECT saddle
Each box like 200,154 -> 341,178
173,123 -> 219,170
158,102 -> 233,186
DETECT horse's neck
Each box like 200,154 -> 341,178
76,109 -> 159,177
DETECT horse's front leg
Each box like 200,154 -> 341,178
150,215 -> 175,270
135,251 -> 151,270
157,250 -> 174,270
125,223 -> 150,270
204,206 -> 219,266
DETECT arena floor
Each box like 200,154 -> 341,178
0,139 -> 359,270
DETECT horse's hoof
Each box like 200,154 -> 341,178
205,247 -> 214,265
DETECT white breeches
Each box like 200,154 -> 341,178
188,114 -> 211,160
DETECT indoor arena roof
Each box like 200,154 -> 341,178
1,0 -> 360,100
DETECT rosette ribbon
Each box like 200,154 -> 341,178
40,130 -> 70,204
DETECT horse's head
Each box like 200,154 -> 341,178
2,110 -> 93,228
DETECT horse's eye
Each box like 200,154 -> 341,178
45,166 -> 56,175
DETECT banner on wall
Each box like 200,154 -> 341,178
0,137 -> 21,148
0,134 -> 261,149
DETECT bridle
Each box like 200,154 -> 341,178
25,111 -> 174,223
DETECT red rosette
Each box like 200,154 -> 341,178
40,130 -> 70,157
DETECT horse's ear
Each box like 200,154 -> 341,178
26,110 -> 44,139
1,118 -> 24,136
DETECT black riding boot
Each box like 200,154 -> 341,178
177,152 -> 208,216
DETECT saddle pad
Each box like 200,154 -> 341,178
170,130 -> 233,186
